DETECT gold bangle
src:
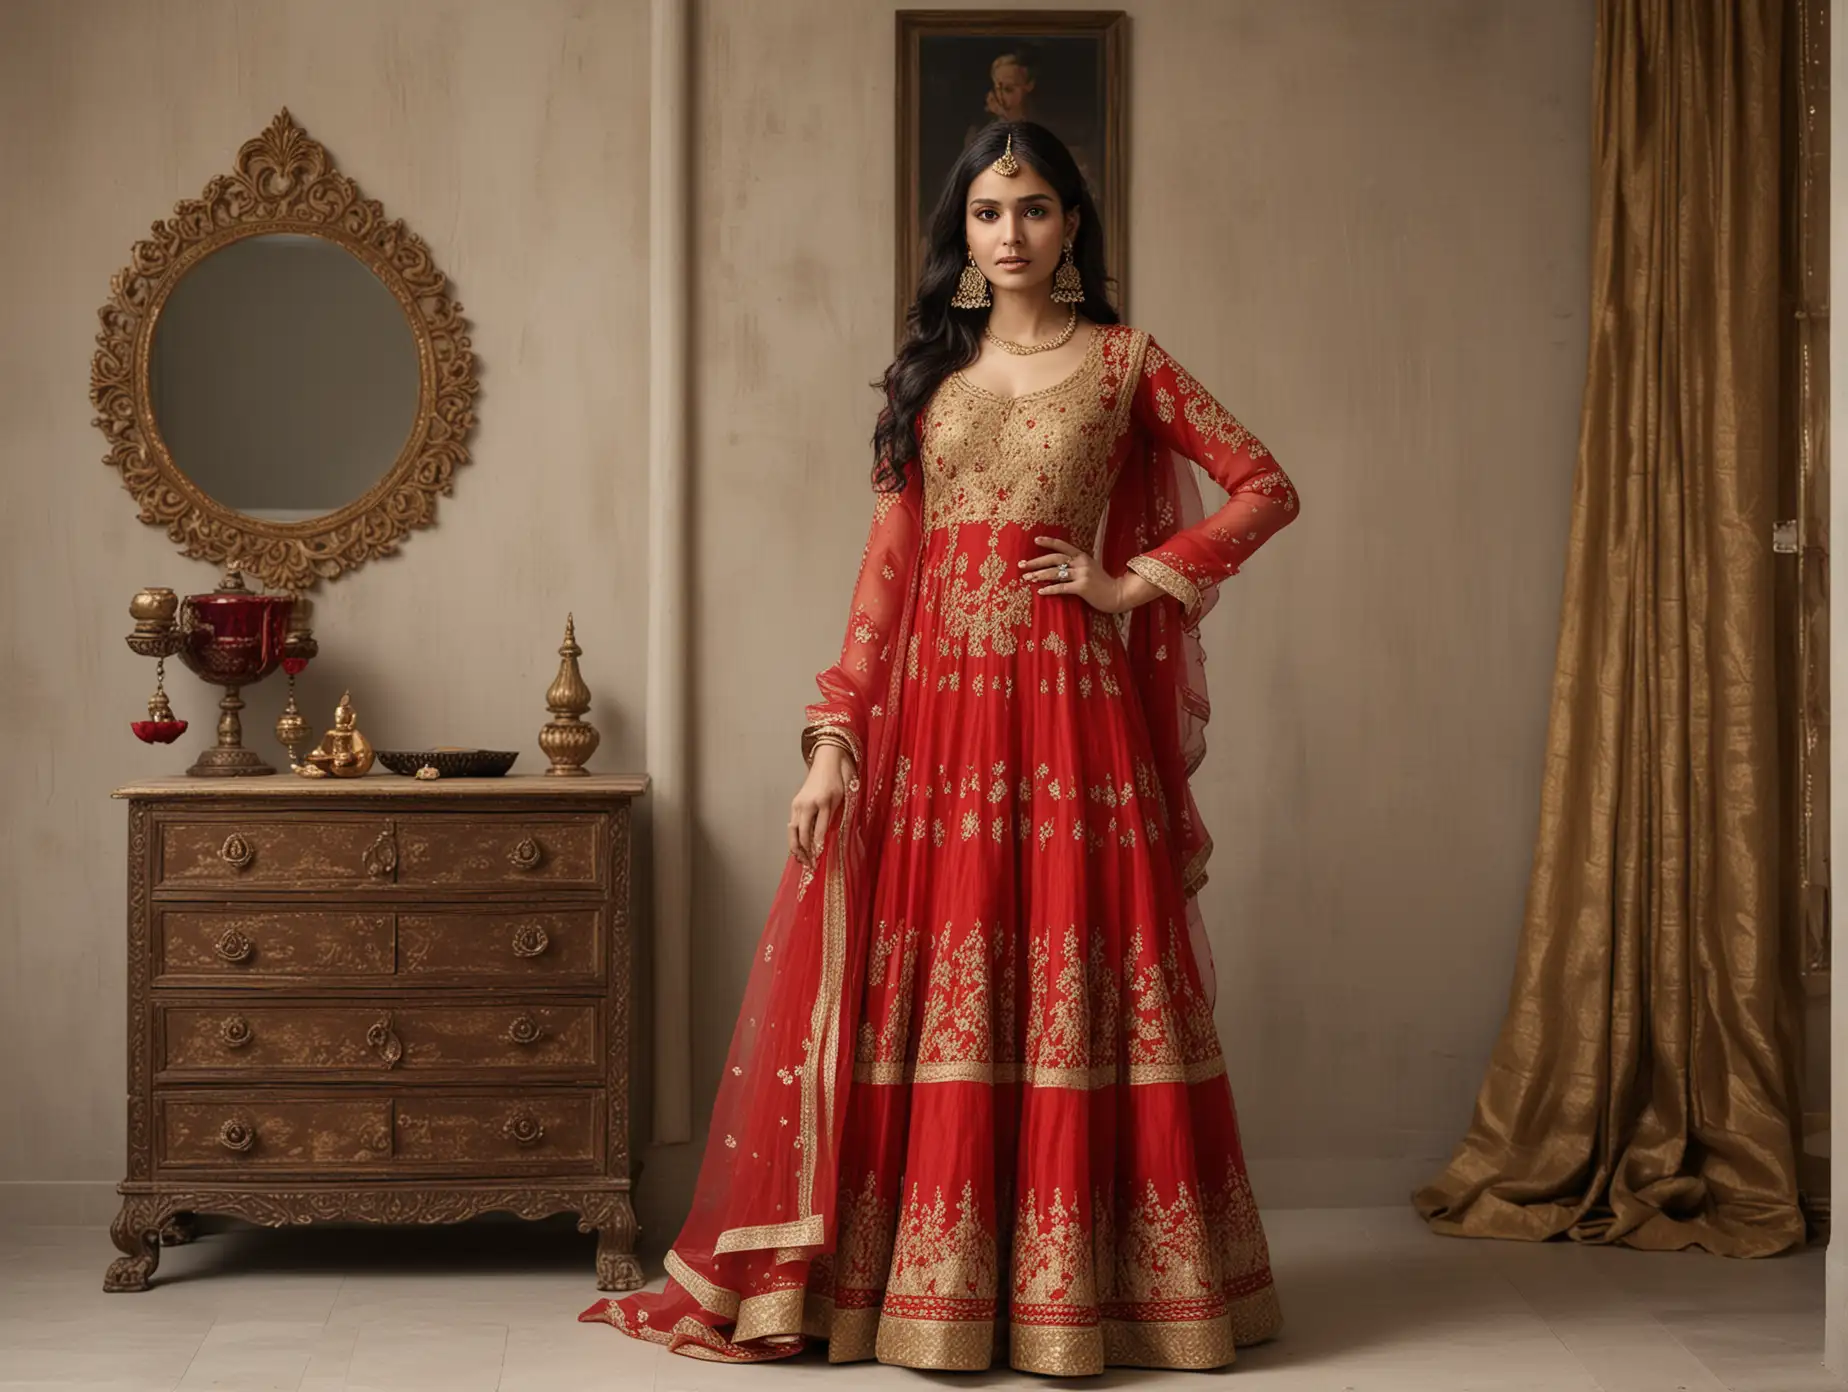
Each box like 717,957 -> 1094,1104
801,726 -> 859,767
808,731 -> 855,760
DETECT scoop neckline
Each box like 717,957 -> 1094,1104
951,322 -> 1106,404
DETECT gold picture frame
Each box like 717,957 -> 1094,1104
895,10 -> 1128,336
90,109 -> 479,591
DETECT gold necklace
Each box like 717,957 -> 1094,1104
984,307 -> 1079,356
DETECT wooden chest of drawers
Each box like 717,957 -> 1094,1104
105,775 -> 649,1293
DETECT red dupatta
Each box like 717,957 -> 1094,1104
580,455 -> 927,1353
1100,422 -> 1225,1003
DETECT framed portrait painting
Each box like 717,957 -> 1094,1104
896,10 -> 1128,335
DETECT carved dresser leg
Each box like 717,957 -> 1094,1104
159,1211 -> 199,1246
593,1199 -> 643,1291
105,1198 -> 167,1291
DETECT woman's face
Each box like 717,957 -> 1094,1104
964,161 -> 1079,298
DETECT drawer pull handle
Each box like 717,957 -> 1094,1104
511,924 -> 551,958
507,1014 -> 546,1047
213,928 -> 255,964
508,837 -> 544,871
363,830 -> 398,879
219,1015 -> 254,1049
218,1118 -> 256,1153
366,1014 -> 404,1068
503,1111 -> 546,1147
219,833 -> 255,871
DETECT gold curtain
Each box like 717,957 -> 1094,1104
1413,0 -> 1806,1257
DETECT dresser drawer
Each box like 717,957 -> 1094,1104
394,1092 -> 602,1170
394,816 -> 603,890
158,1096 -> 392,1169
156,816 -> 394,890
158,1002 -> 601,1080
153,1090 -> 603,1176
398,909 -> 603,983
157,910 -> 394,982
153,908 -> 602,986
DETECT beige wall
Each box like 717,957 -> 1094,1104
0,0 -> 655,1218
0,0 -> 1591,1240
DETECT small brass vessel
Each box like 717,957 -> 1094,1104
300,691 -> 376,778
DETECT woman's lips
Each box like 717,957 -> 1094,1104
995,257 -> 1030,270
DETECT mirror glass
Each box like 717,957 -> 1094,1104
150,233 -> 421,522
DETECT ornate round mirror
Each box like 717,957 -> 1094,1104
92,111 -> 478,589
150,233 -> 421,522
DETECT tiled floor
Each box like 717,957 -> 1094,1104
0,1207 -> 1837,1390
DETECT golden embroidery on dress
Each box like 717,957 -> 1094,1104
885,1179 -> 998,1304
1025,924 -> 1088,1075
1104,1178 -> 1218,1307
833,1169 -> 899,1295
919,327 -> 1148,539
1087,923 -> 1121,1068
933,526 -> 1032,655
914,922 -> 993,1079
856,918 -> 919,1083
993,916 -> 1019,1072
1012,1187 -> 1097,1309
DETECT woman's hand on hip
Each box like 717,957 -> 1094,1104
1021,536 -> 1156,615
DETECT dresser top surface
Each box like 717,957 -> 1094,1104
114,773 -> 649,800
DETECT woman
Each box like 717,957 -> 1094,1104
581,121 -> 1299,1376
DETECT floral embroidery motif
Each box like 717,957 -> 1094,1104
1013,1187 -> 1097,1310
1100,1178 -> 1218,1309
1202,1156 -> 1273,1303
1025,924 -> 1088,1076
1122,927 -> 1225,1083
886,1179 -> 998,1306
1088,923 -> 1120,1069
833,1169 -> 899,1298
856,918 -> 920,1079
915,922 -> 993,1076
932,525 -> 1032,655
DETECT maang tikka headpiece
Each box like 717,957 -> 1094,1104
990,132 -> 1021,177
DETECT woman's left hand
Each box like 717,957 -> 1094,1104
1021,536 -> 1128,614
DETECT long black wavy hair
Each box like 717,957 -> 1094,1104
872,121 -> 1118,491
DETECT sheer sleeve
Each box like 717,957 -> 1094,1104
1124,338 -> 1300,625
800,467 -> 924,768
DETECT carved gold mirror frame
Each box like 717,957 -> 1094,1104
90,109 -> 478,590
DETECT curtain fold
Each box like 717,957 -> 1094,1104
1413,0 -> 1805,1257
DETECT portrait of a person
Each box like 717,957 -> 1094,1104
982,51 -> 1035,123
911,34 -> 1113,301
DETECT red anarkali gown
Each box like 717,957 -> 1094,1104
582,324 -> 1300,1375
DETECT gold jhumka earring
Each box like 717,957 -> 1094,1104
1051,241 -> 1084,304
951,253 -> 992,309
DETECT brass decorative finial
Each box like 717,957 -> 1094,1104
540,613 -> 600,777
991,131 -> 1021,177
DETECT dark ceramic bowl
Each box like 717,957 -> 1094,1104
376,748 -> 520,779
